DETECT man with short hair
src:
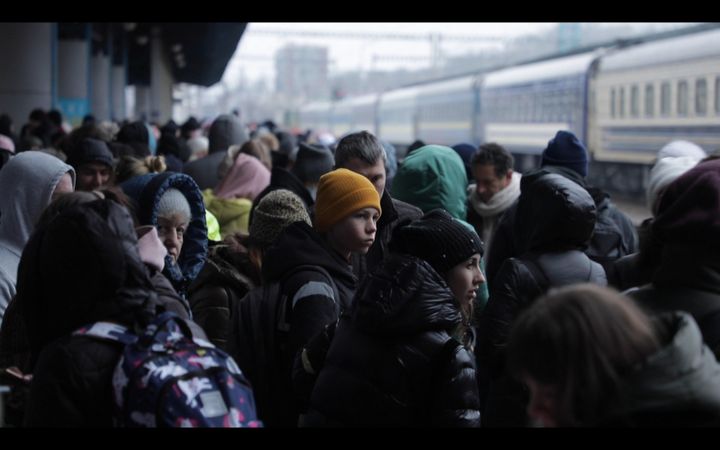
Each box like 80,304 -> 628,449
467,143 -> 521,255
334,131 -> 423,282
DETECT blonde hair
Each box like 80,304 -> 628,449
258,132 -> 279,152
240,138 -> 272,170
115,155 -> 167,184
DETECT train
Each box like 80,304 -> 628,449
296,26 -> 720,197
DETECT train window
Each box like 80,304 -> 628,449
695,78 -> 707,116
716,77 -> 720,114
661,82 -> 671,116
631,85 -> 639,117
610,88 -> 615,118
645,84 -> 654,117
677,80 -> 688,116
619,87 -> 625,118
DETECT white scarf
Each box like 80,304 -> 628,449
467,172 -> 521,250
467,171 -> 522,218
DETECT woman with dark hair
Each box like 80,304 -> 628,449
300,209 -> 483,427
507,284 -> 720,427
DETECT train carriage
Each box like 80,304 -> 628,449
330,98 -> 354,139
295,26 -> 720,196
346,93 -> 380,136
298,100 -> 333,135
590,28 -> 720,165
376,86 -> 419,150
415,75 -> 480,146
480,51 -> 599,170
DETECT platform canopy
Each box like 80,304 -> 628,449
59,22 -> 247,87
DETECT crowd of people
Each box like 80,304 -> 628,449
0,106 -> 719,428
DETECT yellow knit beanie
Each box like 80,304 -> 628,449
314,168 -> 382,233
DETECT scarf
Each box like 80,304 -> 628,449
467,172 -> 521,247
468,171 -> 521,218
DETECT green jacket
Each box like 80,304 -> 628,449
203,189 -> 252,238
391,145 -> 468,221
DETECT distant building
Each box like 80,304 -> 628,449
275,45 -> 329,99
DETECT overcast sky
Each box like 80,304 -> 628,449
220,23 -> 697,88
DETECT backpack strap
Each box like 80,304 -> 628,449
73,321 -> 136,346
276,264 -> 340,334
518,257 -> 549,291
142,312 -> 195,342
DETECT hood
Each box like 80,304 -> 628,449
0,151 -> 76,253
514,170 -> 596,252
214,153 -> 271,201
267,167 -> 314,208
607,312 -> 720,421
540,164 -> 587,189
351,254 -> 461,337
203,191 -> 252,233
18,199 -> 156,364
208,114 -> 248,154
261,221 -> 355,289
248,168 -> 315,228
121,172 -> 208,293
391,145 -> 468,221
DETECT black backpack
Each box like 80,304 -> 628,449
584,204 -> 632,273
227,265 -> 338,426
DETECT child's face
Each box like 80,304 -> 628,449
326,207 -> 380,256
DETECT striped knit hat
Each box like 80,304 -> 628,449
314,168 -> 381,233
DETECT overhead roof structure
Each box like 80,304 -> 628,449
156,23 -> 247,86
59,22 -> 247,88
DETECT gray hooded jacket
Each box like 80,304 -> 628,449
0,151 -> 75,322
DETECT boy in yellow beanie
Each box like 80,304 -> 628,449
240,168 -> 380,427
314,168 -> 382,261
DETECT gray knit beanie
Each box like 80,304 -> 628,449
156,188 -> 191,222
249,189 -> 311,249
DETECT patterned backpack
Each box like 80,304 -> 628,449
75,312 -> 262,428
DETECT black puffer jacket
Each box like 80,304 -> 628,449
477,172 -> 606,426
187,240 -> 260,351
232,221 -> 357,427
485,166 -> 636,286
350,191 -> 423,283
303,254 -> 481,427
18,200 -> 199,426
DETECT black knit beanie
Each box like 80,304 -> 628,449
391,209 -> 484,275
67,137 -> 114,170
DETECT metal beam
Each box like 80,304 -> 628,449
249,28 -> 505,42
